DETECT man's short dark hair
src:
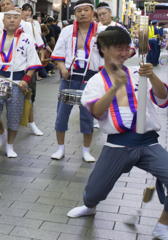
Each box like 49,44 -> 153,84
33,15 -> 38,20
22,3 -> 33,15
96,2 -> 110,9
53,15 -> 58,22
75,0 -> 94,9
97,26 -> 131,58
47,17 -> 54,24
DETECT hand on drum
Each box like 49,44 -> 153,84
19,80 -> 28,91
138,63 -> 153,78
62,69 -> 70,80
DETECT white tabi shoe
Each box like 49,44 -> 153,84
0,129 -> 7,148
28,122 -> 43,136
94,123 -> 100,129
67,205 -> 96,218
82,146 -> 96,162
153,222 -> 168,240
6,143 -> 17,158
51,145 -> 65,160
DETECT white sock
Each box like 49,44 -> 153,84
67,205 -> 96,218
6,143 -> 17,158
0,129 -> 7,148
51,145 -> 65,160
28,122 -> 43,136
82,146 -> 96,162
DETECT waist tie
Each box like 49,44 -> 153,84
107,131 -> 159,147
0,70 -> 25,81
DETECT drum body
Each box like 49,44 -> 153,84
58,89 -> 83,106
0,83 -> 12,100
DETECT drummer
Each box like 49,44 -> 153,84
0,9 -> 42,157
0,0 -> 44,137
50,0 -> 104,162
67,26 -> 168,240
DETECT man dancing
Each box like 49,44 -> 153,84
50,0 -> 104,162
67,26 -> 168,240
0,10 -> 42,157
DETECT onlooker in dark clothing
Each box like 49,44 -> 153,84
38,24 -> 54,79
46,17 -> 55,49
51,15 -> 61,43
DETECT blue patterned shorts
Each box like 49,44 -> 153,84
0,84 -> 24,131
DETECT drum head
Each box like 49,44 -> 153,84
60,89 -> 83,96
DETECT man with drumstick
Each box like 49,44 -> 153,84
50,0 -> 104,162
0,9 -> 42,157
67,26 -> 168,239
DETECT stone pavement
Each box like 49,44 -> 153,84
0,51 -> 168,240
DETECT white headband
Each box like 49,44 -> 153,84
1,0 -> 13,2
97,6 -> 111,11
15,6 -> 22,10
74,3 -> 94,10
4,12 -> 21,15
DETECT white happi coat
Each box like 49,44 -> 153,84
0,30 -> 42,82
20,20 -> 44,49
51,23 -> 104,72
81,66 -> 168,135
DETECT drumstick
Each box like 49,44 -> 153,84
63,53 -> 78,81
0,75 -> 20,86
68,52 -> 78,72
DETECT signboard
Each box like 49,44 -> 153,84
129,7 -> 134,18
142,9 -> 168,20
123,2 -> 129,15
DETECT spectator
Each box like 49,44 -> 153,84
37,16 -> 41,24
52,15 -> 61,44
92,11 -> 98,22
38,24 -> 54,79
46,16 -> 55,50
62,20 -> 69,28
33,15 -> 41,34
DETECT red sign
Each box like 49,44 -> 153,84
142,9 -> 168,20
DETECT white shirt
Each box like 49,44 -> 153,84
81,66 -> 168,134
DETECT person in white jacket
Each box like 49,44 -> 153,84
67,26 -> 168,240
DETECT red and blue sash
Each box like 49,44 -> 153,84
0,30 -> 21,71
72,21 -> 97,70
100,67 -> 137,132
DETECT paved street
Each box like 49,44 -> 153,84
0,51 -> 168,240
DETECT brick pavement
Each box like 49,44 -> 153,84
0,51 -> 168,240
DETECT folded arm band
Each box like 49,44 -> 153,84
22,74 -> 32,84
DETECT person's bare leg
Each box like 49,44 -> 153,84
153,210 -> 168,239
57,131 -> 65,145
0,120 -> 7,147
51,131 -> 65,159
83,133 -> 95,162
8,129 -> 17,144
0,120 -> 4,134
6,128 -> 17,157
29,104 -> 34,123
158,210 -> 168,225
28,105 -> 43,136
84,133 -> 92,147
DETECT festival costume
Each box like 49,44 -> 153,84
79,66 -> 168,214
51,21 -> 104,135
0,30 -> 42,131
